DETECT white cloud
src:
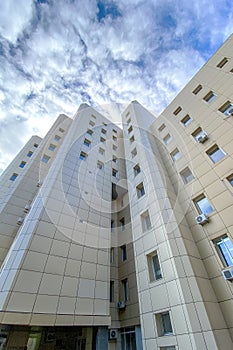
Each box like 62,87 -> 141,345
0,0 -> 233,174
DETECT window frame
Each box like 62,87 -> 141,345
213,235 -> 233,267
206,144 -> 225,163
193,194 -> 214,215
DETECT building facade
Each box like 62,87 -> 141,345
0,35 -> 233,350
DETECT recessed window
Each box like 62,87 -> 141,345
110,247 -> 114,263
89,120 -> 95,127
170,148 -> 181,161
102,122 -> 107,126
110,281 -> 114,302
128,125 -> 133,134
127,117 -> 131,125
91,114 -> 96,119
217,57 -> 228,68
130,135 -> 135,143
84,138 -> 91,147
181,114 -> 192,126
173,106 -> 182,115
131,148 -> 137,158
136,182 -> 145,199
206,144 -> 225,163
27,151 -> 33,157
141,210 -> 152,232
111,220 -> 114,233
34,143 -> 38,148
97,160 -> 104,169
121,245 -> 127,261
112,169 -> 118,178
230,68 -> 233,73
54,135 -> 61,141
113,145 -> 117,151
79,151 -> 87,161
100,137 -> 106,143
133,164 -> 141,176
112,135 -> 117,141
113,129 -> 117,134
10,173 -> 18,181
192,127 -> 208,143
163,134 -> 172,145
112,155 -> 117,163
159,347 -> 176,350
41,155 -> 50,163
213,235 -> 233,267
219,101 -> 233,116
147,251 -> 162,281
87,129 -> 93,136
101,128 -> 107,134
48,144 -> 56,151
119,217 -> 125,231
155,311 -> 173,336
99,147 -> 105,155
122,278 -> 129,301
193,194 -> 213,215
227,174 -> 233,186
19,161 -> 26,168
203,91 -> 217,103
192,84 -> 202,95
59,127 -> 65,133
158,123 -> 166,132
180,167 -> 195,184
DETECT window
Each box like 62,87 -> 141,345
112,155 -> 117,163
155,311 -> 173,336
10,173 -> 18,181
206,144 -> 225,163
170,148 -> 181,161
27,151 -> 33,157
112,169 -> 118,178
231,68 -> 233,73
121,245 -> 127,261
159,347 -> 176,350
217,57 -> 228,68
48,144 -> 56,151
113,129 -> 117,134
180,167 -> 195,184
192,84 -> 202,95
133,164 -> 141,176
130,135 -> 135,143
87,129 -> 93,136
19,161 -> 26,168
111,220 -> 114,233
181,114 -> 192,126
147,251 -> 162,281
59,127 -> 65,133
34,143 -> 38,148
203,91 -> 217,103
110,281 -> 114,302
79,151 -> 87,160
131,148 -> 137,158
227,174 -> 233,186
100,137 -> 106,143
163,134 -> 172,145
97,160 -> 104,169
84,138 -> 91,147
113,145 -> 117,151
101,128 -> 107,134
99,147 -> 105,155
219,101 -> 233,116
122,278 -> 129,301
119,217 -> 125,231
102,122 -> 107,126
194,194 -> 213,215
89,120 -> 95,127
112,135 -> 117,141
91,114 -> 96,119
158,123 -> 166,132
213,235 -> 233,267
141,210 -> 151,232
192,127 -> 207,142
136,182 -> 145,198
128,125 -> 133,134
173,106 -> 182,115
54,135 -> 61,141
127,117 -> 131,125
110,247 -> 114,263
41,155 -> 50,163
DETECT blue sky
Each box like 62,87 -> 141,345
0,0 -> 232,174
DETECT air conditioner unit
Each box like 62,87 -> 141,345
197,132 -> 208,143
24,204 -> 31,213
109,329 -> 118,340
222,268 -> 233,281
45,332 -> 55,342
117,301 -> 126,309
17,217 -> 24,225
195,214 -> 209,225
224,107 -> 233,117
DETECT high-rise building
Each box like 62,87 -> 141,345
0,35 -> 233,350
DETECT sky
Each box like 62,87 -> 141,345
0,0 -> 232,174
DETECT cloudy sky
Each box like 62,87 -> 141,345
0,0 -> 232,174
